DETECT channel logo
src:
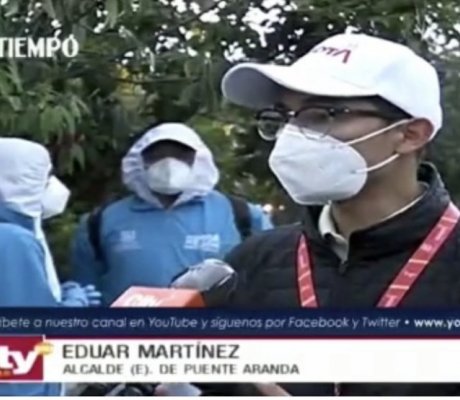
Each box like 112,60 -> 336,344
0,336 -> 52,381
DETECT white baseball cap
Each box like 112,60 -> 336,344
222,33 -> 442,136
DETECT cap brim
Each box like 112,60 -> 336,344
221,63 -> 377,109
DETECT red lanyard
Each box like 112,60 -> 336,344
297,202 -> 460,308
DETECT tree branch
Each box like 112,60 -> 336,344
60,1 -> 99,32
115,76 -> 199,84
108,1 -> 221,62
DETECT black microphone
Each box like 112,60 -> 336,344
170,259 -> 238,307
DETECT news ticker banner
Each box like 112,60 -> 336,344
2,336 -> 460,383
1,308 -> 460,336
2,310 -> 460,383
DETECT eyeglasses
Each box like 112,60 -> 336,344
256,105 -> 407,141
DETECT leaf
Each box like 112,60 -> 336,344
7,95 -> 21,112
0,71 -> 12,99
73,97 -> 90,115
147,49 -> 155,72
176,83 -> 198,107
106,0 -> 119,28
57,105 -> 76,134
63,0 -> 79,20
122,0 -> 134,13
4,0 -> 19,17
40,107 -> 55,141
72,23 -> 87,46
51,112 -> 65,139
42,0 -> 56,19
138,0 -> 151,12
70,143 -> 85,168
58,149 -> 74,175
68,96 -> 82,120
7,60 -> 22,93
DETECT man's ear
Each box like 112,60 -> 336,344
395,119 -> 433,155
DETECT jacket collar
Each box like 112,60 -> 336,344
0,204 -> 35,232
128,193 -> 206,211
302,163 -> 452,261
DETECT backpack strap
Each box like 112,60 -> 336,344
226,195 -> 252,240
87,203 -> 110,262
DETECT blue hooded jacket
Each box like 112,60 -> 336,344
0,139 -> 62,396
71,123 -> 273,304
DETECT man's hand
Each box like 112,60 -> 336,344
82,284 -> 103,306
60,281 -> 102,307
61,281 -> 88,306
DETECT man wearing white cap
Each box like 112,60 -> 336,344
218,33 -> 460,395
70,122 -> 272,304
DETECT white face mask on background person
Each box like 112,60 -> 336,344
268,121 -> 408,205
42,176 -> 71,219
146,157 -> 193,195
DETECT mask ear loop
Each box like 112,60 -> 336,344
346,119 -> 412,174
346,119 -> 412,147
280,119 -> 412,145
359,153 -> 400,173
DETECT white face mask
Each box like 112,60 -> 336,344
146,157 -> 193,195
268,121 -> 408,205
42,176 -> 71,219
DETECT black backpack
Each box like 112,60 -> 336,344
87,195 -> 252,261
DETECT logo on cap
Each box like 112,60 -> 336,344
310,45 -> 352,64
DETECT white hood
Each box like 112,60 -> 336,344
122,123 -> 219,207
0,138 -> 61,301
0,138 -> 51,218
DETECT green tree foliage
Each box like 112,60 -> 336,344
0,0 -> 459,274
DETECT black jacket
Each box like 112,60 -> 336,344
210,164 -> 460,396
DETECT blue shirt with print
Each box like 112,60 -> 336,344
70,191 -> 272,304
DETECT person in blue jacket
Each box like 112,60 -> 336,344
0,138 -> 101,396
70,122 -> 273,304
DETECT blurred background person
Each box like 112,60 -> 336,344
0,137 -> 100,396
70,122 -> 272,304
